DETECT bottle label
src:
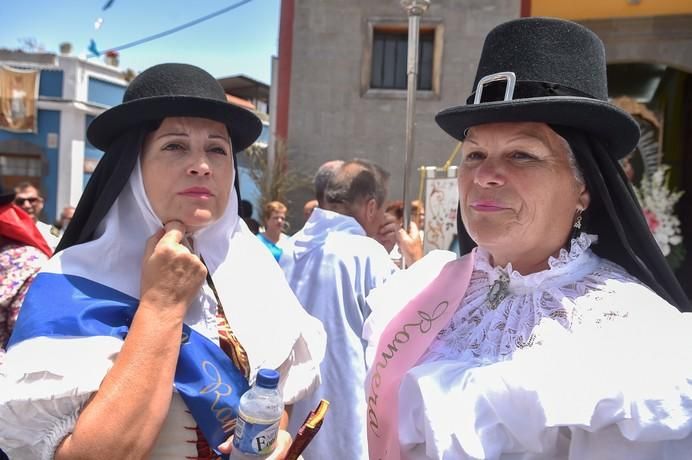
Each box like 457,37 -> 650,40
233,415 -> 280,456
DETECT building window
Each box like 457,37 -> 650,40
87,77 -> 126,107
362,19 -> 443,99
0,154 -> 42,176
370,29 -> 434,91
0,153 -> 43,191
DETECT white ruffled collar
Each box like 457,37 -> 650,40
475,233 -> 599,292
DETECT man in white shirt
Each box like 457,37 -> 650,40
283,159 -> 397,459
13,182 -> 58,249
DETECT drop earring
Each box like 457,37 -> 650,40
569,210 -> 583,249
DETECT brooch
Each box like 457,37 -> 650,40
487,270 -> 509,310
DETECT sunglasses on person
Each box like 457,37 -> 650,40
14,197 -> 41,205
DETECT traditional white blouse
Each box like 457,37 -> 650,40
0,285 -> 324,460
0,296 -> 323,460
365,234 -> 692,460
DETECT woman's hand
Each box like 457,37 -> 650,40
217,429 -> 293,459
140,220 -> 207,314
267,430 -> 293,460
56,221 -> 206,460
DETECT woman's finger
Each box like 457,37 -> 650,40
143,228 -> 165,258
266,430 -> 292,460
157,220 -> 186,249
217,436 -> 233,454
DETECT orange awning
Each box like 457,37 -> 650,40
225,93 -> 256,110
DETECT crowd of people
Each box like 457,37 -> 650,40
1,16 -> 692,460
1,181 -> 79,351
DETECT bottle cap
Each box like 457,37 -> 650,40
256,368 -> 280,389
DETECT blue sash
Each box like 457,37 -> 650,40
9,272 -> 249,456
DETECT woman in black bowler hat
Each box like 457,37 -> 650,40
0,63 -> 325,460
364,17 -> 691,460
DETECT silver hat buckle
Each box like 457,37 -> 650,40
473,71 -> 517,104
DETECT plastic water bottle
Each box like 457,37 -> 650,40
231,369 -> 284,459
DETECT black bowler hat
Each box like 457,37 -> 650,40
87,63 -> 262,152
435,17 -> 639,159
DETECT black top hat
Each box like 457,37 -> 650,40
435,17 -> 639,159
87,63 -> 262,153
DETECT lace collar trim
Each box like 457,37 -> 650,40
475,233 -> 599,290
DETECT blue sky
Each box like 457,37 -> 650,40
0,0 -> 281,83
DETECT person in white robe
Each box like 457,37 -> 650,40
363,18 -> 692,460
283,159 -> 397,459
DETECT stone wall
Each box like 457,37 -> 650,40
283,0 -> 520,227
581,15 -> 692,73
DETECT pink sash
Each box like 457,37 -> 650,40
366,251 -> 475,460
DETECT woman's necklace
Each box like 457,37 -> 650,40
487,269 -> 510,310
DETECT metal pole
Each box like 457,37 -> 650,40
400,0 -> 430,268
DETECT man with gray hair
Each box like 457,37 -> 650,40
282,159 -> 397,460
313,159 -> 344,207
282,159 -> 344,267
299,159 -> 344,223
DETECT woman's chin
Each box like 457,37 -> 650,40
177,210 -> 218,232
468,230 -> 514,252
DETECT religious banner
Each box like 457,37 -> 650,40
0,65 -> 40,133
421,166 -> 459,254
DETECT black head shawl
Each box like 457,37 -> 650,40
56,125 -> 242,252
455,127 -> 690,312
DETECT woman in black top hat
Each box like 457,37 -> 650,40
0,63 -> 325,459
364,17 -> 692,459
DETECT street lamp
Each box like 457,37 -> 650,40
401,0 -> 431,15
400,0 -> 430,267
